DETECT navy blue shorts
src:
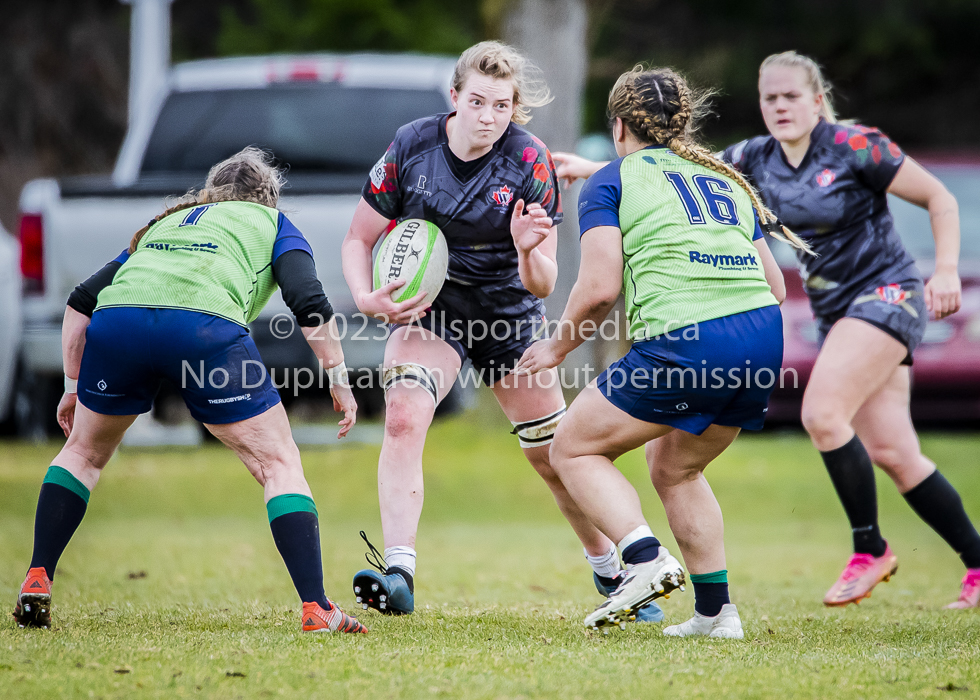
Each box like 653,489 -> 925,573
816,276 -> 927,366
78,307 -> 281,424
595,305 -> 784,435
396,280 -> 546,385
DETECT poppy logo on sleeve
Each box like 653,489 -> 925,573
876,284 -> 907,304
816,169 -> 836,187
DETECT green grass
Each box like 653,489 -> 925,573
2,403 -> 980,699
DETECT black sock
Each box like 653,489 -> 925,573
622,536 -> 662,566
819,435 -> 887,557
596,573 -> 619,589
269,509 -> 330,609
904,470 -> 980,569
30,469 -> 91,580
691,571 -> 730,617
387,566 -> 415,594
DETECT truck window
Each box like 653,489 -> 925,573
142,83 -> 449,173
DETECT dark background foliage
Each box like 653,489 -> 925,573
2,0 -> 978,232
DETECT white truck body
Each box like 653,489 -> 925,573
16,52 -> 456,433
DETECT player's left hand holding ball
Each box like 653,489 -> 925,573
516,339 -> 565,375
924,266 -> 961,320
511,199 -> 553,254
329,384 -> 357,439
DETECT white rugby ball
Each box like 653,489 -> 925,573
373,219 -> 448,305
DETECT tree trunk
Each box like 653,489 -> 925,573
503,0 -> 593,383
502,0 -> 587,153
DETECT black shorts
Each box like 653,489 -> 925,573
395,281 -> 546,385
816,277 -> 928,365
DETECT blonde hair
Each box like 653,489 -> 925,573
129,147 -> 284,253
759,51 -> 837,124
608,65 -> 813,254
451,40 -> 552,125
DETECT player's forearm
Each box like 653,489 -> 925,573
549,282 -> 617,358
518,248 -> 558,298
62,306 -> 90,380
928,191 -> 960,272
341,238 -> 375,308
302,319 -> 345,370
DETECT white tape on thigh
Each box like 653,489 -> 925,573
383,363 -> 439,407
510,405 -> 567,449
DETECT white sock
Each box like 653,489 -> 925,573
585,545 -> 622,579
384,546 -> 416,576
617,525 -> 656,553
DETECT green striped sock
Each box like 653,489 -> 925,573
42,466 -> 90,504
690,570 -> 728,584
266,493 -> 318,523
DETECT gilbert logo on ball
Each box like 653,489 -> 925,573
374,219 -> 449,305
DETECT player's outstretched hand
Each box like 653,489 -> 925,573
924,267 -> 961,320
330,384 -> 357,439
552,152 -> 606,189
511,200 -> 553,254
57,391 -> 77,438
516,339 -> 565,375
358,279 -> 429,325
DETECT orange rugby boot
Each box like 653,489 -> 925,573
301,601 -> 368,634
13,567 -> 52,629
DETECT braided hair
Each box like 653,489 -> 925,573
129,147 -> 285,253
608,66 -> 813,254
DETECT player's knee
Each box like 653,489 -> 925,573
384,392 -> 433,440
800,400 -> 846,445
868,443 -> 927,483
649,460 -> 700,491
525,446 -> 561,483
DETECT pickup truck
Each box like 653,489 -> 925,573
16,52 -> 457,436
0,228 -> 21,433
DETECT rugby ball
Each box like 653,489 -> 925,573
373,219 -> 448,305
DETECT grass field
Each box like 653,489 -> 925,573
2,403 -> 980,699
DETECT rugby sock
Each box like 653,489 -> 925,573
691,570 -> 730,618
267,494 -> 330,609
819,435 -> 887,557
29,466 -> 90,580
383,546 -> 416,594
585,545 -> 622,580
619,525 -> 662,566
903,470 -> 980,569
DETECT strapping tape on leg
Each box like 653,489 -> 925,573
510,405 -> 566,449
383,363 -> 439,407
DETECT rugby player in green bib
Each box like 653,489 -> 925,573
518,66 -> 809,637
13,148 -> 367,634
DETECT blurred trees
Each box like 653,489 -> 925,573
583,0 -> 980,149
211,0 -> 481,56
0,0 -> 129,232
3,0 -> 980,234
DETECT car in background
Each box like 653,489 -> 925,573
768,158 -> 980,425
0,225 -> 22,433
16,52 -> 463,435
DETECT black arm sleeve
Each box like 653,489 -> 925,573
272,249 -> 334,327
66,259 -> 125,317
